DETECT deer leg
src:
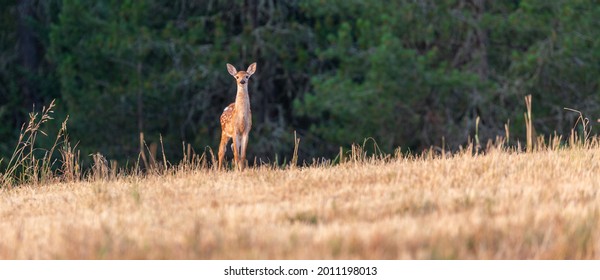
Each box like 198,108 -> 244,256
232,134 -> 240,170
218,134 -> 230,170
236,140 -> 242,168
240,133 -> 249,170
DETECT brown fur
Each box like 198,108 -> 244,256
218,62 -> 257,170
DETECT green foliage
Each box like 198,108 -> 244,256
49,0 -> 317,163
51,0 -> 202,159
0,0 -> 60,160
1,0 -> 599,164
0,0 -> 20,157
296,1 -> 489,153
507,0 -> 600,132
296,0 -> 600,155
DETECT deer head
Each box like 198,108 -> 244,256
227,62 -> 257,86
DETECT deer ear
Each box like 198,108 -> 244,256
246,62 -> 257,76
226,63 -> 237,76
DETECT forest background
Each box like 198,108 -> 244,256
1,0 -> 598,167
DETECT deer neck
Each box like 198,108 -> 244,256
234,84 -> 251,117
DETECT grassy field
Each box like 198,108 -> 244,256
1,144 -> 599,259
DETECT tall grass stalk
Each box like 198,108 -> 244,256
0,100 -> 73,187
524,94 -> 534,152
3,98 -> 600,188
290,131 -> 300,168
564,107 -> 592,147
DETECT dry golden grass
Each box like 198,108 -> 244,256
1,146 -> 599,259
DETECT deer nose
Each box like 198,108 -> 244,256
240,80 -> 246,84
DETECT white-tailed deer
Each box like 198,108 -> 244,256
218,62 -> 257,170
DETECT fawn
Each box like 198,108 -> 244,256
218,62 -> 257,170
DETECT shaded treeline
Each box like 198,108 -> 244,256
0,0 -> 598,165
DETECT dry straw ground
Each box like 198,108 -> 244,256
1,144 -> 599,259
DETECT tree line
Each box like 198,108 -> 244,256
1,0 -> 598,166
